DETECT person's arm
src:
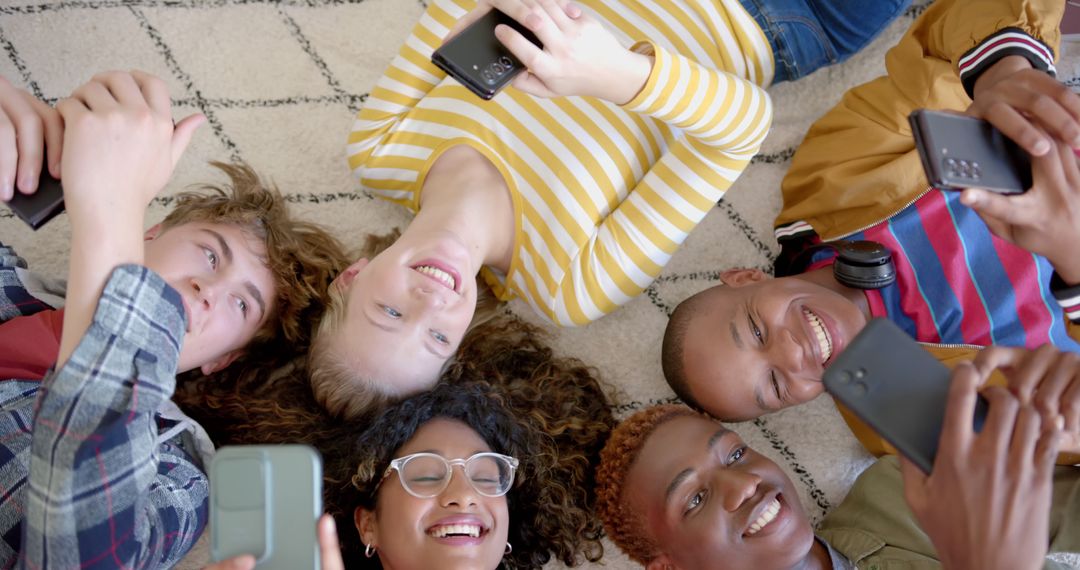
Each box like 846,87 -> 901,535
484,0 -> 771,324
22,265 -> 210,568
345,0 -> 455,188
778,0 -> 1063,235
899,350 -> 1065,570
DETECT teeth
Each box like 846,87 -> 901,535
803,308 -> 833,363
428,523 -> 481,538
746,498 -> 781,535
416,265 -> 456,290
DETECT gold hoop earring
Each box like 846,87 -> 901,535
365,543 -> 376,558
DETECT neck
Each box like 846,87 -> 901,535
416,144 -> 515,272
793,266 -> 872,320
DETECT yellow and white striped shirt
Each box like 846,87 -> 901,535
347,0 -> 773,326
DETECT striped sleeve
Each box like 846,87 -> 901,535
549,42 -> 772,325
345,0 -> 465,206
958,27 -> 1056,99
1051,270 -> 1080,324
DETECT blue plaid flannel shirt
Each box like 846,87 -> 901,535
0,245 -> 208,569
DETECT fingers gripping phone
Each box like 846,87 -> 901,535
5,171 -> 65,230
210,445 -> 323,569
909,109 -> 1032,195
823,318 -> 989,474
431,9 -> 543,100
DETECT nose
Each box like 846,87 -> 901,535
439,465 -> 478,508
411,283 -> 447,311
191,278 -> 217,311
716,468 -> 761,512
767,328 -> 806,377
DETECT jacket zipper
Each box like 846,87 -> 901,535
918,341 -> 985,350
828,185 -> 935,241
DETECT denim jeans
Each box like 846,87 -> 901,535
738,0 -> 911,84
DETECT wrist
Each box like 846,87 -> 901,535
972,55 -> 1032,99
604,51 -> 653,106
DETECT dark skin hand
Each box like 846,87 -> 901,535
900,349 -> 1065,570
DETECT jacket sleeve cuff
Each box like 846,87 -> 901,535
958,27 -> 1056,99
1050,269 -> 1080,324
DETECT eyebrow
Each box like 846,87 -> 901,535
663,427 -> 732,504
201,229 -> 233,264
202,229 -> 267,320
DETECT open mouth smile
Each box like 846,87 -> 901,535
801,307 -> 833,364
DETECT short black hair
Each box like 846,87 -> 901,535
660,290 -> 715,412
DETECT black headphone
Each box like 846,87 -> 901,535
790,240 -> 896,290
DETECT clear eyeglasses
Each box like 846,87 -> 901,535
378,452 -> 520,499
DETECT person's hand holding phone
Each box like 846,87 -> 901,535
969,345 -> 1080,454
899,357 -> 1063,570
957,134 -> 1080,284
204,514 -> 345,570
56,70 -> 203,224
967,55 -> 1080,157
0,75 -> 63,201
451,0 -> 652,104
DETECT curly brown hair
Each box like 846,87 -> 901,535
322,315 -> 614,569
594,404 -> 702,565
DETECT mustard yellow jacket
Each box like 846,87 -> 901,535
777,0 -> 1078,463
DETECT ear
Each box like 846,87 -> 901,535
719,268 -> 768,288
199,349 -> 242,376
332,258 -> 370,292
646,552 -> 678,570
144,223 -> 164,241
355,505 -> 378,547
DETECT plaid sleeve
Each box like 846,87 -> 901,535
0,243 -> 53,323
20,265 -> 208,569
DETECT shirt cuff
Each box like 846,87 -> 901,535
1050,269 -> 1080,323
958,27 -> 1056,99
622,40 -> 668,116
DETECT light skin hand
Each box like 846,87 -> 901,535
203,515 -> 345,570
968,55 -> 1080,156
55,70 -> 204,368
900,359 -> 1062,570
0,76 -> 63,201
446,0 -> 652,104
958,136 -> 1080,284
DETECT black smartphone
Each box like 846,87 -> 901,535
5,170 -> 65,230
431,9 -> 542,100
909,109 -> 1031,194
823,318 -> 988,474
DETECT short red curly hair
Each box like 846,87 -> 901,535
594,404 -> 703,564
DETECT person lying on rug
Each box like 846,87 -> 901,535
596,345 -> 1080,570
311,0 -> 909,421
189,313 -> 613,570
322,316 -> 614,568
0,71 -> 349,568
661,0 -> 1080,450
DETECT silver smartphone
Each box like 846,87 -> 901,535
822,318 -> 988,474
909,109 -> 1031,194
209,444 -> 322,569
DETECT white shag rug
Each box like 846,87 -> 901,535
1,0 -> 1077,568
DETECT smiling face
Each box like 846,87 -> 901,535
623,415 -> 815,570
679,269 -> 867,421
357,418 -> 510,570
327,231 -> 479,397
143,221 -> 276,374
